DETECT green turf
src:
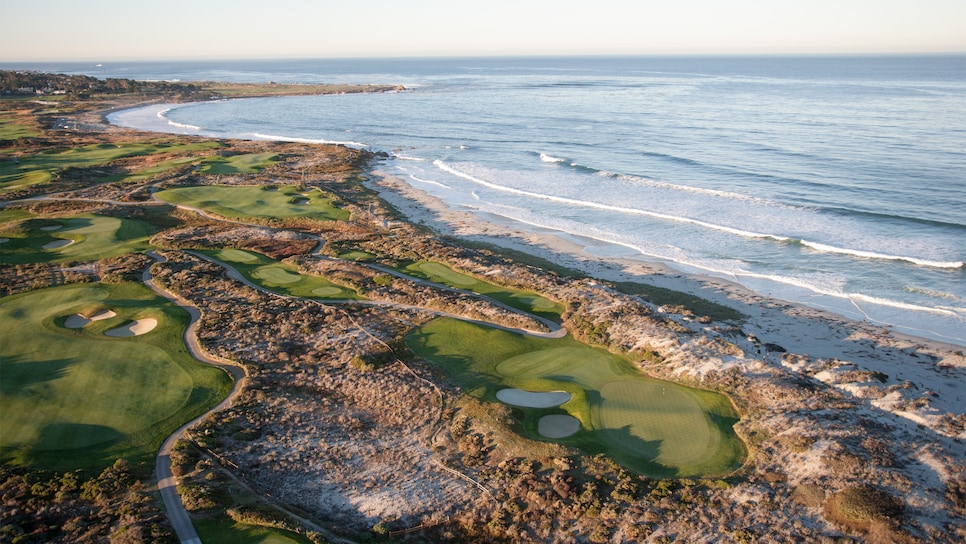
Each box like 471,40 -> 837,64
407,318 -> 744,477
0,113 -> 40,140
336,250 -> 375,262
0,140 -> 222,194
202,248 -> 361,300
0,282 -> 233,472
0,214 -> 155,265
399,261 -> 564,322
193,518 -> 312,544
0,208 -> 34,227
155,184 -> 349,222
199,152 -> 278,174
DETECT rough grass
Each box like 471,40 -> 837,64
0,112 -> 41,140
399,260 -> 564,322
407,318 -> 744,477
0,214 -> 155,265
0,282 -> 233,472
0,140 -> 221,194
155,184 -> 349,222
203,248 -> 361,300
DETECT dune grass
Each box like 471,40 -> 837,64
202,248 -> 361,300
0,282 -> 233,473
399,261 -> 564,322
155,184 -> 349,222
407,317 -> 744,477
0,214 -> 155,265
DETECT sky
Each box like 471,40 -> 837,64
3,0 -> 965,61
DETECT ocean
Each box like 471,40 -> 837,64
22,56 -> 965,344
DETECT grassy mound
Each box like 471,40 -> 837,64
155,184 -> 349,222
407,318 -> 744,477
0,283 -> 233,472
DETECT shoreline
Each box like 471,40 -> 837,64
368,170 -> 966,420
99,96 -> 965,423
109,100 -> 964,348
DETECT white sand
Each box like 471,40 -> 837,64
0,238 -> 8,244
105,318 -> 158,337
538,415 -> 581,438
40,225 -> 62,231
42,239 -> 74,250
64,310 -> 117,328
496,388 -> 572,408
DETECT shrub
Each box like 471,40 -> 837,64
826,485 -> 903,530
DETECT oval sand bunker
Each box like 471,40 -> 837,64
538,415 -> 581,438
42,239 -> 74,250
105,318 -> 158,337
496,388 -> 572,408
64,310 -> 117,328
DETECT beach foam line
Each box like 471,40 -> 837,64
157,108 -> 201,131
403,170 -> 451,189
459,206 -> 966,321
434,160 -> 790,242
797,240 -> 964,269
250,132 -> 368,148
539,152 -> 567,163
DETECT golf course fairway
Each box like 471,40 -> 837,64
0,283 -> 233,472
408,318 -> 745,477
155,184 -> 349,222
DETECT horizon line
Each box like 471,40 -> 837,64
3,50 -> 966,65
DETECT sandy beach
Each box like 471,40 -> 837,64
369,171 -> 966,431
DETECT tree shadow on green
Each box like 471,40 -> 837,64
0,356 -> 75,395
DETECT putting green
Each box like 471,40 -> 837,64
0,283 -> 232,471
155,184 -> 349,222
0,214 -> 155,265
398,261 -> 564,322
203,248 -> 360,300
253,266 -> 302,285
408,318 -> 744,477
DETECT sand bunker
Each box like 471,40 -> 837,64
0,238 -> 8,244
40,225 -> 62,231
105,318 -> 158,337
64,310 -> 117,328
42,239 -> 74,250
538,415 -> 581,438
496,388 -> 572,408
